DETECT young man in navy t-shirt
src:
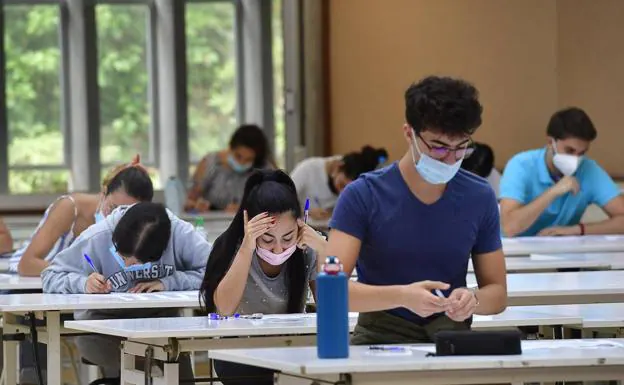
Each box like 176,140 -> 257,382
327,76 -> 507,344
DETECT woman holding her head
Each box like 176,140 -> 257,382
200,170 -> 327,385
185,124 -> 273,213
290,146 -> 388,220
10,155 -> 153,277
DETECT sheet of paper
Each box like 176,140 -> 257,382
522,340 -> 624,351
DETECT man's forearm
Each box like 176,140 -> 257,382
348,281 -> 404,312
473,284 -> 507,315
502,190 -> 558,236
585,215 -> 624,235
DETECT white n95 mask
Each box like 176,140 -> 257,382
552,140 -> 582,176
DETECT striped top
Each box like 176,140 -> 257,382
9,195 -> 78,273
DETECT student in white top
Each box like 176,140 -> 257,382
460,142 -> 501,198
290,146 -> 388,220
0,217 -> 13,254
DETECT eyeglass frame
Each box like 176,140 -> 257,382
415,132 -> 475,161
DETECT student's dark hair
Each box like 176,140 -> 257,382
200,170 -> 306,314
112,202 -> 171,263
229,124 -> 271,168
460,142 -> 494,178
405,76 -> 483,137
340,146 -> 388,180
105,166 -> 154,202
546,107 -> 597,141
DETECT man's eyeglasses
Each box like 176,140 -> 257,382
417,133 -> 475,161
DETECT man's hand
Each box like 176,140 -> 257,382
538,225 -> 581,237
551,176 -> 580,197
445,288 -> 478,322
400,281 -> 449,318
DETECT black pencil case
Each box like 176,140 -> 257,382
434,330 -> 522,356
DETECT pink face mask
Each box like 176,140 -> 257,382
256,244 -> 297,266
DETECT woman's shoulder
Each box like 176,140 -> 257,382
203,151 -> 225,165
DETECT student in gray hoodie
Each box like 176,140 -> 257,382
42,202 -> 210,381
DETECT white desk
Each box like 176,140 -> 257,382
0,291 -> 200,385
181,211 -> 330,231
467,270 -> 624,306
522,303 -> 624,334
0,274 -> 42,291
65,308 -> 582,385
530,252 -> 624,270
210,339 -> 624,385
468,254 -> 615,273
502,234 -> 624,256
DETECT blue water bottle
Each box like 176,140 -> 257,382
316,256 -> 349,358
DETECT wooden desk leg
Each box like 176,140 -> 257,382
2,313 -> 18,385
46,311 -> 61,385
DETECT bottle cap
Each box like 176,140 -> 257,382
322,256 -> 343,275
195,217 -> 205,226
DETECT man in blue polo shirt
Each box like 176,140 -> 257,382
500,107 -> 624,237
327,76 -> 507,344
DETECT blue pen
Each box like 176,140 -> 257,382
83,254 -> 97,273
304,198 -> 310,224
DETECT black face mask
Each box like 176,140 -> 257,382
327,174 -> 339,196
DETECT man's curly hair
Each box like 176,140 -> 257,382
405,76 -> 483,137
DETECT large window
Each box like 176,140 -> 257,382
0,0 -> 281,197
272,0 -> 285,168
185,1 -> 237,164
96,4 -> 151,171
5,4 -> 66,193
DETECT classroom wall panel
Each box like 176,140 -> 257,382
557,0 -> 624,177
328,0 -> 558,171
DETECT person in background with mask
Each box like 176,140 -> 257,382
200,170 -> 326,385
499,107 -> 624,237
185,124 -> 273,213
290,146 -> 388,220
326,76 -> 507,345
0,217 -> 13,254
460,142 -> 501,198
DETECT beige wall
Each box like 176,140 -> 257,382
557,0 -> 624,176
328,0 -> 623,177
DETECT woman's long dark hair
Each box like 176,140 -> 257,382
200,170 -> 306,314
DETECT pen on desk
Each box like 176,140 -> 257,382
304,198 -> 310,224
83,254 -> 97,273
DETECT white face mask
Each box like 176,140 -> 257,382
552,140 -> 582,176
410,130 -> 463,185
